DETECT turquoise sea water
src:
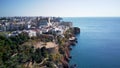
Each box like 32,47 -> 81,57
63,17 -> 120,68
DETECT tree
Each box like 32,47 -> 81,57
41,47 -> 48,58
33,48 -> 44,63
46,61 -> 55,68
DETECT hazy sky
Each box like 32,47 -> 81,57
0,0 -> 120,17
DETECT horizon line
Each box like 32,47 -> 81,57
0,16 -> 120,18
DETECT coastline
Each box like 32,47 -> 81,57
60,27 -> 80,68
0,16 -> 80,68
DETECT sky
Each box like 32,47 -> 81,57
0,0 -> 120,17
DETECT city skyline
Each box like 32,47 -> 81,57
0,0 -> 120,17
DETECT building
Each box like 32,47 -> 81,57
38,17 -> 52,28
38,19 -> 48,28
27,30 -> 37,38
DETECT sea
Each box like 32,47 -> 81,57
63,17 -> 120,68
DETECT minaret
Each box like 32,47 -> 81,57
48,17 -> 50,23
48,17 -> 51,26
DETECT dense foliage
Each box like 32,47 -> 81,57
0,33 -> 50,68
0,28 -> 76,68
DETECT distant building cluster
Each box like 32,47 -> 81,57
0,16 -> 72,37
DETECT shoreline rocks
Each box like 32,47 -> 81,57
73,27 -> 80,34
61,27 -> 80,68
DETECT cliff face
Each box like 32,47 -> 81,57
61,46 -> 70,68
73,27 -> 80,34
60,27 -> 80,68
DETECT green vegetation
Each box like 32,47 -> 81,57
38,34 -> 54,42
0,32 -> 29,68
0,27 -> 77,68
0,32 -> 62,68
0,33 -> 52,68
57,28 -> 74,55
